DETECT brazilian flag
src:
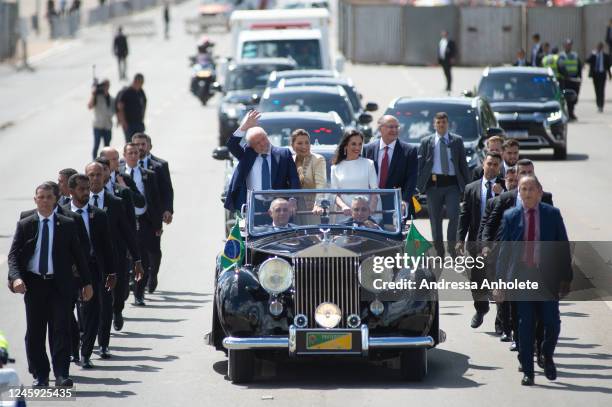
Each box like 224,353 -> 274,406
404,219 -> 432,258
220,217 -> 245,271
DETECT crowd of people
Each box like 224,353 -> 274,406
225,109 -> 572,386
6,127 -> 174,387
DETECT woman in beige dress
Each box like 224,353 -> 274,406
291,129 -> 327,223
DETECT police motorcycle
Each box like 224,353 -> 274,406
189,37 -> 217,105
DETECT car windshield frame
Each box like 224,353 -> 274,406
246,189 -> 403,237
283,81 -> 362,112
226,64 -> 294,92
478,73 -> 560,103
258,119 -> 344,147
387,103 -> 480,143
241,39 -> 322,69
260,91 -> 355,125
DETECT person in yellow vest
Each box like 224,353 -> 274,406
542,46 -> 562,82
558,38 -> 583,121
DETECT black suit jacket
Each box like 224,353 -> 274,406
458,178 -> 505,244
363,140 -> 418,203
417,133 -> 471,193
8,213 -> 91,297
150,154 -> 174,214
438,39 -> 456,64
481,189 -> 553,242
100,190 -> 140,262
112,171 -> 145,209
119,165 -> 163,230
587,52 -> 612,78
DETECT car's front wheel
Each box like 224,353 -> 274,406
400,348 -> 427,381
228,349 -> 255,384
553,145 -> 567,160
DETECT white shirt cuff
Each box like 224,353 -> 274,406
233,129 -> 246,138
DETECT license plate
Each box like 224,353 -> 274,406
506,130 -> 529,139
306,332 -> 353,350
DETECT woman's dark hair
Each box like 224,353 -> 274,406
332,130 -> 364,165
290,129 -> 310,146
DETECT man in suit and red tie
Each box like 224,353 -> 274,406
8,183 -> 93,387
495,175 -> 572,386
224,110 -> 300,214
363,115 -> 418,222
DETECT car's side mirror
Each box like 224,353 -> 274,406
212,81 -> 222,92
461,89 -> 474,97
358,112 -> 373,124
563,89 -> 577,104
212,146 -> 231,160
486,127 -> 505,138
251,93 -> 261,104
365,102 -> 378,112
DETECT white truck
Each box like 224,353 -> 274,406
228,8 -> 343,71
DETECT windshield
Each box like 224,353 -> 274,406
260,93 -> 354,125
226,65 -> 292,91
248,189 -> 402,236
388,104 -> 479,143
478,74 -> 559,102
284,82 -> 361,112
259,121 -> 343,147
241,40 -> 322,69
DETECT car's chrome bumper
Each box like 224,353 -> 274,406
222,325 -> 441,355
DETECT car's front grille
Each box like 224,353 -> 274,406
293,257 -> 360,328
499,120 -> 546,136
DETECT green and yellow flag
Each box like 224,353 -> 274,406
219,217 -> 245,271
404,220 -> 432,258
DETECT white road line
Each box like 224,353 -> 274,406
0,254 -> 6,268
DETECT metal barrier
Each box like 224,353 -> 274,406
0,1 -> 18,60
50,12 -> 81,39
339,1 -> 612,66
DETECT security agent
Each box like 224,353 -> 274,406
57,168 -> 77,206
558,39 -> 582,121
64,174 -> 116,369
417,112 -> 470,257
99,146 -> 145,210
7,183 -> 93,387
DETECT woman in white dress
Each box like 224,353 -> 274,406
330,130 -> 379,217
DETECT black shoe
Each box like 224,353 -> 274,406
81,357 -> 94,369
521,375 -> 534,386
536,352 -> 545,369
99,346 -> 111,359
133,297 -> 146,306
500,333 -> 512,342
148,275 -> 158,294
55,376 -> 73,387
495,323 -> 503,335
71,353 -> 80,364
510,342 -> 518,351
113,312 -> 124,331
470,312 -> 485,329
544,357 -> 557,381
33,377 -> 49,387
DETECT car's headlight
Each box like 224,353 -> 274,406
258,258 -> 293,294
547,110 -> 563,123
359,256 -> 393,293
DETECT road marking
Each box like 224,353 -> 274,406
28,39 -> 83,65
0,254 -> 6,268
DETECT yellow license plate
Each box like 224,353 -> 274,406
306,332 -> 352,350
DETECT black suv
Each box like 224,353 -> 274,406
215,58 -> 297,146
477,67 -> 576,160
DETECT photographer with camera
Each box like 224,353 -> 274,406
87,78 -> 115,160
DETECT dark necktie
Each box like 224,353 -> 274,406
486,180 -> 493,200
525,208 -> 536,267
39,218 -> 50,276
139,160 -> 145,169
261,154 -> 270,190
440,137 -> 449,175
379,146 -> 389,188
93,194 -> 99,208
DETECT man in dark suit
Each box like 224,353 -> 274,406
86,162 -> 143,354
8,183 -> 93,387
225,110 -> 300,213
99,147 -> 145,210
121,143 -> 162,306
64,174 -> 116,369
438,30 -> 456,93
530,33 -> 544,67
417,112 -> 470,257
513,49 -> 530,67
471,135 -> 505,181
131,133 -> 174,293
586,42 -> 612,112
606,19 -> 612,55
495,175 -> 572,386
457,152 -> 504,329
363,115 -> 418,220
342,196 -> 382,230
57,168 -> 77,206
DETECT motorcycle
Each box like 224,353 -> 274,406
189,52 -> 216,105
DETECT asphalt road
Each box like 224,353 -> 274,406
0,1 -> 611,406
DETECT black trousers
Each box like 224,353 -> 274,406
592,73 -> 607,109
96,275 -> 114,349
467,246 -> 490,314
148,232 -> 162,289
112,249 -> 130,315
78,262 -> 110,358
24,275 -> 72,379
441,61 -> 452,91
561,79 -> 581,116
134,215 -> 154,300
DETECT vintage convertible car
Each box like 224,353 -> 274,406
207,189 -> 444,383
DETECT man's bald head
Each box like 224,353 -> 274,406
99,147 -> 120,171
246,127 -> 270,155
378,115 -> 400,145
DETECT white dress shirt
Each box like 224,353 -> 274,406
432,133 -> 455,175
27,212 -> 55,275
377,139 -> 396,185
89,190 -> 105,209
70,202 -> 91,240
233,129 -> 272,191
439,38 -> 448,60
126,165 -> 147,215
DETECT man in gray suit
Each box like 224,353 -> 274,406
417,112 -> 470,257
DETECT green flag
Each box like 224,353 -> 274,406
219,217 -> 245,271
404,220 -> 432,258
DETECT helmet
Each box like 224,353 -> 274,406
198,36 -> 214,48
